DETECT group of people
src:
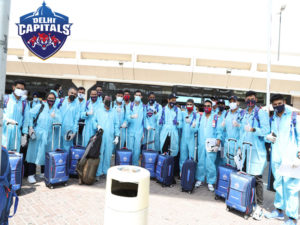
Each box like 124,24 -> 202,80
2,80 -> 300,225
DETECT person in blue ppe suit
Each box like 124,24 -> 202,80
211,96 -> 219,115
96,85 -> 103,103
214,99 -> 227,167
50,84 -> 63,108
2,80 -> 29,152
179,99 -> 199,173
121,89 -> 132,133
29,92 -> 41,109
59,87 -> 80,152
145,92 -> 162,151
26,92 -> 61,184
264,94 -> 300,225
96,96 -> 120,179
195,100 -> 220,192
126,90 -> 145,166
239,90 -> 270,221
217,96 -> 242,166
76,87 -> 87,146
80,90 -> 99,146
157,94 -> 182,180
113,90 -> 127,149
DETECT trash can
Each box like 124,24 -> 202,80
104,165 -> 150,225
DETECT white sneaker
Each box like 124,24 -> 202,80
208,184 -> 215,192
27,175 -> 36,184
95,176 -> 100,182
253,205 -> 263,221
195,181 -> 203,188
38,173 -> 44,179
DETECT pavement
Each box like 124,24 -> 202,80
8,165 -> 298,225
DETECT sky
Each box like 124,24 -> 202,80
7,0 -> 300,56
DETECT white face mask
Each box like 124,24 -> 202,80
33,98 -> 38,102
14,88 -> 24,97
116,97 -> 123,103
229,102 -> 238,110
78,93 -> 85,99
212,101 -> 216,107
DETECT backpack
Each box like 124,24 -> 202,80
189,112 -> 197,126
4,95 -> 26,116
237,107 -> 261,128
57,98 -> 65,109
0,147 -> 19,224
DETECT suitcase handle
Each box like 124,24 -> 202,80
52,123 -> 62,151
146,128 -> 155,150
242,142 -> 253,173
6,123 -> 19,152
76,123 -> 85,146
227,138 -> 237,164
194,133 -> 198,162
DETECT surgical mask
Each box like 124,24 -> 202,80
187,106 -> 193,112
169,102 -> 176,108
212,101 -> 216,107
135,96 -> 141,102
91,96 -> 97,102
246,99 -> 256,107
124,95 -> 130,101
22,95 -> 28,100
97,91 -> 103,97
218,106 -> 225,112
14,88 -> 24,97
47,100 -> 55,106
204,107 -> 212,114
229,102 -> 237,110
33,98 -> 38,102
58,90 -> 63,98
78,93 -> 85,100
149,99 -> 155,105
273,104 -> 285,113
69,95 -> 76,102
104,100 -> 111,108
116,97 -> 123,103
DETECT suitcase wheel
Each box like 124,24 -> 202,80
169,184 -> 174,188
244,214 -> 249,220
188,191 -> 192,194
50,185 -> 54,189
16,190 -> 21,196
64,182 -> 68,187
215,195 -> 220,200
226,206 -> 230,212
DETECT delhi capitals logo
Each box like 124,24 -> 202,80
16,1 -> 72,60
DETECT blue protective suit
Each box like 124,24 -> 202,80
214,110 -> 227,167
217,108 -> 242,166
80,99 -> 99,146
50,90 -> 60,108
2,94 -> 29,152
145,102 -> 162,151
26,103 -> 61,165
179,110 -> 199,172
96,107 -> 120,176
29,100 -> 41,109
59,96 -> 80,152
269,107 -> 300,220
196,112 -> 219,185
239,106 -> 269,175
157,106 -> 182,156
113,101 -> 127,149
127,102 -> 145,165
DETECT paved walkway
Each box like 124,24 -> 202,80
8,172 -> 294,225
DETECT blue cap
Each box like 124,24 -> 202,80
229,95 -> 238,101
168,93 -> 178,99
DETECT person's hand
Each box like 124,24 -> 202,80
147,126 -> 152,131
97,125 -> 102,131
86,109 -> 93,116
212,146 -> 219,152
121,122 -> 127,128
29,127 -> 35,136
216,139 -> 221,147
51,112 -> 55,118
113,136 -> 119,145
185,117 -> 191,123
6,119 -> 17,125
266,133 -> 276,143
221,121 -> 225,127
192,121 -> 196,128
21,134 -> 28,147
232,120 -> 240,127
244,124 -> 252,132
69,133 -> 76,141
131,114 -> 138,119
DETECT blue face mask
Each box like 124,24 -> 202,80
169,102 -> 176,108
274,104 -> 285,113
149,99 -> 155,105
135,96 -> 141,102
246,99 -> 256,107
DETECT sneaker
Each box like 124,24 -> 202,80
253,205 -> 263,221
195,181 -> 202,188
95,176 -> 100,182
27,175 -> 36,184
264,210 -> 284,220
38,173 -> 44,179
282,219 -> 297,225
208,184 -> 214,192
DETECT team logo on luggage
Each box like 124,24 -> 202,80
58,159 -> 63,164
16,1 -> 72,60
222,174 -> 227,180
234,182 -> 240,189
149,158 -> 153,163
123,157 -> 128,162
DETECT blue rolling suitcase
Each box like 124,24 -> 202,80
142,128 -> 159,178
115,128 -> 133,165
181,133 -> 197,193
156,152 -> 174,187
69,122 -> 86,176
226,142 -> 256,220
215,138 -> 237,200
45,124 -> 69,189
7,124 -> 23,195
